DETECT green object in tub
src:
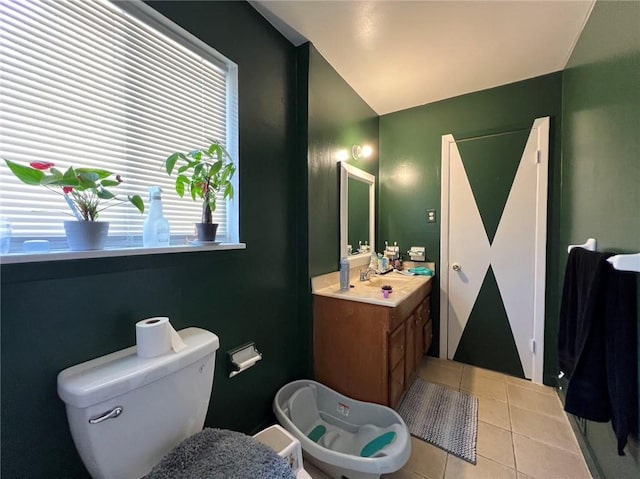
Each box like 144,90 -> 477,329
308,425 -> 327,443
360,431 -> 397,457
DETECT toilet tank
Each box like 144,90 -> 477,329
57,327 -> 219,479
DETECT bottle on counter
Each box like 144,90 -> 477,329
340,257 -> 350,291
394,252 -> 403,271
143,186 -> 170,247
370,251 -> 378,270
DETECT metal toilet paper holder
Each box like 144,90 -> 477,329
227,342 -> 262,378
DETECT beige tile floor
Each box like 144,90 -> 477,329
305,357 -> 591,479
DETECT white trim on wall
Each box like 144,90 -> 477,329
532,116 -> 549,383
340,162 -> 375,268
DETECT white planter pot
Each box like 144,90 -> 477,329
63,221 -> 109,251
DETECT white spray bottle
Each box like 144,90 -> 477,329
143,186 -> 170,247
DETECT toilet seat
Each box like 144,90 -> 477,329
146,428 -> 296,479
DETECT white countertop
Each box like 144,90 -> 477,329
312,262 -> 435,307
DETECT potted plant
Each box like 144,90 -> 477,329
4,159 -> 144,251
164,140 -> 236,242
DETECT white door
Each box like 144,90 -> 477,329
440,117 -> 548,383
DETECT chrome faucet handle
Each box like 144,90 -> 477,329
359,267 -> 376,281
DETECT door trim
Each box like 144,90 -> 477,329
439,117 -> 549,384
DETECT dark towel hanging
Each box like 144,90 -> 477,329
558,247 -> 638,455
604,266 -> 638,455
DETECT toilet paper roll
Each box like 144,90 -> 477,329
136,317 -> 186,358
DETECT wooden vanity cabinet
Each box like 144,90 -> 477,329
415,298 -> 433,368
313,279 -> 432,409
404,313 -> 416,386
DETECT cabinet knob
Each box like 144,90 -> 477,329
452,262 -> 461,271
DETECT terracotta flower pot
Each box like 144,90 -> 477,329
64,220 -> 109,251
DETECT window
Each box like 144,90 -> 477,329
0,0 -> 239,253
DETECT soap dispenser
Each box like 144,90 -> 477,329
143,186 -> 170,247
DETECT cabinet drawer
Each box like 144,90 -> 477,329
390,359 -> 405,408
417,297 -> 431,323
424,319 -> 433,354
389,324 -> 405,369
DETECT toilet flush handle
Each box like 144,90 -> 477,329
89,406 -> 123,424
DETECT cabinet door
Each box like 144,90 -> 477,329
405,313 -> 416,386
424,319 -> 433,355
416,296 -> 431,356
417,296 -> 430,325
389,324 -> 407,407
389,323 -> 405,370
414,313 -> 424,369
314,296 -> 390,405
390,359 -> 405,409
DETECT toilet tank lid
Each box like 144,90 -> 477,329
57,327 -> 219,409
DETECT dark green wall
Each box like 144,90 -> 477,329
560,1 -> 640,477
0,2 -> 304,477
561,1 -> 640,252
306,44 -> 379,277
379,73 -> 563,381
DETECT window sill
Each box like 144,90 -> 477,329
0,242 -> 246,265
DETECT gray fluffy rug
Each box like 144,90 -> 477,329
145,428 -> 295,479
398,378 -> 478,464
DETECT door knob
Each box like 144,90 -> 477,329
452,263 -> 461,271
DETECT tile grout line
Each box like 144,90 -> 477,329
507,379 -> 520,476
509,405 -> 585,455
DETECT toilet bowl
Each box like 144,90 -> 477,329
57,327 -> 307,479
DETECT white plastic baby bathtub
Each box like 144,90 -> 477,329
273,380 -> 411,479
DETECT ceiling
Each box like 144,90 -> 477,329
251,1 -> 595,115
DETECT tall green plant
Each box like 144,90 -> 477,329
165,141 -> 236,224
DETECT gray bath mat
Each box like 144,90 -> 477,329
398,378 -> 478,464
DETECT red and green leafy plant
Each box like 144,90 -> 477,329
4,159 -> 144,221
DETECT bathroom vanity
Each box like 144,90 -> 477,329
312,270 -> 433,409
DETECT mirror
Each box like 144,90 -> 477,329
340,162 -> 375,267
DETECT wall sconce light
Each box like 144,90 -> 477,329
352,144 -> 373,161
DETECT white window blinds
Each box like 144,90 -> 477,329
0,0 -> 239,248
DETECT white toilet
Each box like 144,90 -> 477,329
57,327 -> 310,479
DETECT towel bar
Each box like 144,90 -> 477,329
568,238 -> 596,253
607,253 -> 640,273
568,238 -> 640,273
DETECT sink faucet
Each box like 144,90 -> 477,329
359,267 -> 377,281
